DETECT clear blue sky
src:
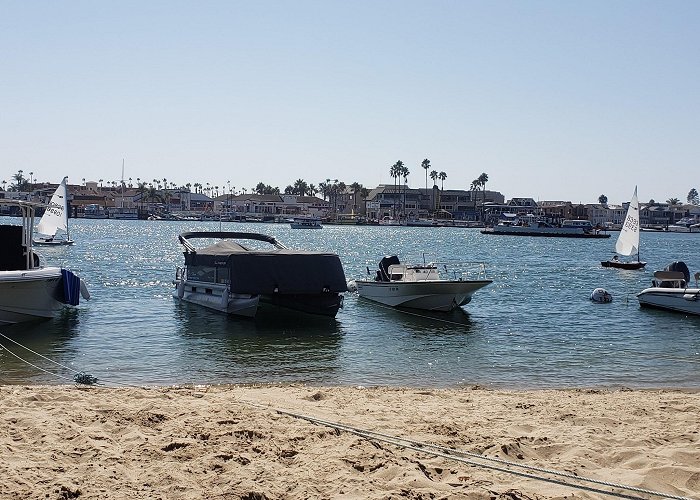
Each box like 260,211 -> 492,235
2,0 -> 698,204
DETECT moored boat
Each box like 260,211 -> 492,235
482,219 -> 610,238
637,261 -> 700,316
173,231 -> 347,318
290,218 -> 322,229
350,256 -> 492,312
0,200 -> 89,325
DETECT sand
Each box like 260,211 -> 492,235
0,384 -> 698,499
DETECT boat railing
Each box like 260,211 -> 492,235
431,261 -> 489,281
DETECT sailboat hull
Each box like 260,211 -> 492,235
601,260 -> 646,270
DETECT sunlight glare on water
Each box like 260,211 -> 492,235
1,219 -> 698,388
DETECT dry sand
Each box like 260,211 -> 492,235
1,384 -> 698,499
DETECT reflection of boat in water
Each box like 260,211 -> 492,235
482,219 -> 610,238
0,200 -> 89,325
601,187 -> 646,270
173,231 -> 347,318
350,256 -> 491,312
637,261 -> 700,316
34,177 -> 74,246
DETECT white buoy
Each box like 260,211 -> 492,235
346,280 -> 357,292
590,288 -> 613,303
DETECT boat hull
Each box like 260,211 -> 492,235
601,260 -> 646,270
174,280 -> 342,318
33,238 -> 75,246
0,268 -> 65,325
355,280 -> 492,312
637,287 -> 700,316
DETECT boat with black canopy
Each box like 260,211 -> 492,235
173,231 -> 347,318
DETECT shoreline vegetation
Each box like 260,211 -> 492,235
1,383 -> 698,499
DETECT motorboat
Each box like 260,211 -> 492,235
601,187 -> 646,270
173,231 -> 347,318
290,218 -> 322,229
667,217 -> 700,233
482,219 -> 610,238
0,200 -> 89,325
34,177 -> 74,246
637,261 -> 700,316
350,256 -> 492,312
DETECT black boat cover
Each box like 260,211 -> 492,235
184,240 -> 347,294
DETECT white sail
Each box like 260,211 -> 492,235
36,177 -> 69,237
615,186 -> 640,257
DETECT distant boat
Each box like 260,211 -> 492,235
482,219 -> 610,238
34,177 -> 74,246
667,217 -> 700,233
601,186 -> 646,270
290,218 -> 322,229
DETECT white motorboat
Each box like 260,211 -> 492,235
351,256 -> 492,312
482,219 -> 610,238
173,231 -> 347,318
667,217 -> 700,233
0,200 -> 89,325
290,218 -> 322,229
34,177 -> 74,246
637,261 -> 700,316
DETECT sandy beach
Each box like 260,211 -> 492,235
1,384 -> 698,499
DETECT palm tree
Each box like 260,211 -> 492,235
401,164 -> 410,217
308,184 -> 317,196
477,172 -> 489,221
666,197 -> 681,206
598,194 -> 608,205
293,179 -> 308,196
390,161 -> 403,217
350,182 -> 362,213
437,172 -> 447,214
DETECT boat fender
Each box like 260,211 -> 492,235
220,288 -> 229,308
590,288 -> 613,303
79,279 -> 91,300
177,280 -> 185,299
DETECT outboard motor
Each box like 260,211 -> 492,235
377,255 -> 400,282
664,261 -> 690,284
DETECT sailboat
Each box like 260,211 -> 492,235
601,186 -> 646,270
34,177 -> 74,246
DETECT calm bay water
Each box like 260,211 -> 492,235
1,218 -> 698,389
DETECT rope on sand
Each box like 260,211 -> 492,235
241,399 -> 693,500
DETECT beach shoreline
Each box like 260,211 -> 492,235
1,383 -> 698,499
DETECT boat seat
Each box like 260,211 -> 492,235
654,271 -> 687,288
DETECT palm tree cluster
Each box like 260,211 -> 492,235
469,173 -> 489,220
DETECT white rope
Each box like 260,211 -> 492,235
240,399 -> 694,500
0,339 -> 76,383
